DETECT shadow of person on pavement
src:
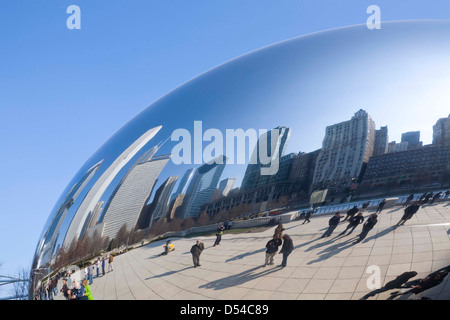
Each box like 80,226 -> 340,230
198,265 -> 282,290
306,237 -> 358,265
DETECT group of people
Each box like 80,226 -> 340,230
264,224 -> 294,268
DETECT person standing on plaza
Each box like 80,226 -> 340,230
375,199 -> 386,213
88,264 -> 94,285
339,212 -> 364,236
355,213 -> 378,243
60,278 -> 70,300
321,212 -> 342,238
396,201 -> 421,226
101,257 -> 106,276
343,206 -> 359,222
108,254 -> 114,272
274,223 -> 285,237
403,194 -> 414,207
213,225 -> 225,246
82,279 -> 94,300
96,258 -> 100,278
279,234 -> 294,268
264,233 -> 282,266
190,239 -> 204,268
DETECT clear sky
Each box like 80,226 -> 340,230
1,0 -> 450,289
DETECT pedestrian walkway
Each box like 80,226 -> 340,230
56,201 -> 450,300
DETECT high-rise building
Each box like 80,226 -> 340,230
373,126 -> 388,156
433,114 -> 450,146
401,131 -> 422,150
63,126 -> 162,246
138,176 -> 178,229
100,151 -> 170,240
289,149 -> 321,195
312,109 -> 375,195
241,126 -> 291,190
387,141 -> 409,153
218,178 -> 236,197
169,168 -> 195,203
180,155 -> 227,219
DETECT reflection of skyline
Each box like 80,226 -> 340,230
30,22 -> 450,283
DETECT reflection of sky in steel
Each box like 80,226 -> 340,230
35,21 -> 450,268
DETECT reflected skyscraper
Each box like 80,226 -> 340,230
137,175 -> 178,229
218,178 -> 236,197
180,155 -> 227,219
169,168 -> 195,203
241,126 -> 291,190
100,150 -> 171,240
312,110 -> 375,195
62,126 -> 162,247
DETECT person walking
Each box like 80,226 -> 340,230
355,213 -> 378,243
82,279 -> 94,300
343,206 -> 359,222
190,240 -> 204,268
302,210 -> 312,224
279,234 -> 294,268
213,225 -> 225,246
396,201 -> 420,226
108,254 -> 114,272
264,234 -> 282,266
321,212 -> 342,238
274,223 -> 285,237
403,194 -> 414,207
101,257 -> 105,276
375,199 -> 386,213
339,212 -> 364,236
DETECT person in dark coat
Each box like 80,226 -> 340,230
339,212 -> 364,236
321,212 -> 342,238
355,213 -> 378,243
264,234 -> 282,266
403,194 -> 414,207
279,234 -> 294,268
396,201 -> 420,226
302,210 -> 312,224
190,240 -> 205,268
343,206 -> 359,222
375,199 -> 386,213
360,271 -> 418,300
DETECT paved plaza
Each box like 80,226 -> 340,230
59,201 -> 450,300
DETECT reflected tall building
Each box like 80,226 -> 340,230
401,131 -> 422,150
63,126 -> 162,246
241,126 -> 291,190
373,126 -> 388,156
100,150 -> 170,240
218,178 -> 236,197
180,155 -> 227,219
169,168 -> 195,203
433,114 -> 450,146
312,109 -> 375,195
137,176 -> 178,229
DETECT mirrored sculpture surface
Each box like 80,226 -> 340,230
31,21 -> 450,292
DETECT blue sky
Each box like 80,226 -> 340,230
1,0 -> 450,285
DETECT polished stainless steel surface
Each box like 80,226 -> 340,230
31,21 -> 450,292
